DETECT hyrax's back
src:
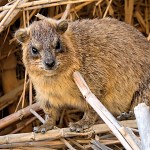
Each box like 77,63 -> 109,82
69,18 -> 150,115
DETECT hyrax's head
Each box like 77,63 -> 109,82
15,18 -> 75,77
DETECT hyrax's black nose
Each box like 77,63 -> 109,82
44,59 -> 55,69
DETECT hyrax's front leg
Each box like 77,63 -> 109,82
33,107 -> 59,133
69,109 -> 98,132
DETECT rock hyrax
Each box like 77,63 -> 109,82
15,18 -> 150,133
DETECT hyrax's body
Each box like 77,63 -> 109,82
16,18 -> 150,132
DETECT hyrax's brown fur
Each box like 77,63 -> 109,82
15,18 -> 150,132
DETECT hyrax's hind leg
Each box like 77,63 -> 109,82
117,111 -> 135,121
69,109 -> 98,132
33,107 -> 59,133
117,84 -> 150,121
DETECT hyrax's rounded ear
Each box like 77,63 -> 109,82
56,20 -> 68,34
15,28 -> 30,43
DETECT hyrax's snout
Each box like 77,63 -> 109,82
44,58 -> 56,70
43,50 -> 56,70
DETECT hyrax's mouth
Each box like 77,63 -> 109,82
41,61 -> 60,72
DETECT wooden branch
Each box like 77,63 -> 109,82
73,71 -> 140,150
0,10 -> 7,21
0,2 -> 12,21
125,0 -> 134,24
30,109 -> 45,124
15,79 -> 29,112
61,4 -> 72,20
91,140 -> 113,150
103,0 -> 113,18
22,71 -> 28,108
0,0 -> 29,33
0,120 -> 137,145
0,138 -> 124,149
54,1 -> 93,19
67,138 -> 85,149
0,102 -> 41,130
134,103 -> 150,150
8,147 -> 55,150
60,138 -> 76,150
24,0 -> 96,11
10,116 -> 37,134
0,0 -> 20,32
0,140 -> 68,149
35,13 -> 47,20
0,82 -> 24,111
0,0 -> 97,11
0,0 -> 63,11
134,10 -> 146,32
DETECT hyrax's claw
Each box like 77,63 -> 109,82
41,128 -> 46,134
69,125 -> 76,132
69,121 -> 91,132
33,126 -> 39,133
83,125 -> 89,130
117,111 -> 135,121
33,121 -> 55,133
69,110 -> 97,132
76,127 -> 83,132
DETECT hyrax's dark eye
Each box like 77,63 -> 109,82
55,40 -> 63,53
31,47 -> 39,55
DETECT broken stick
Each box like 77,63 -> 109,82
73,71 -> 140,150
0,102 -> 41,129
134,103 -> 150,150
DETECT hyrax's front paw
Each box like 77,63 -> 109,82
69,111 -> 97,132
69,121 -> 90,132
33,121 -> 54,134
33,114 -> 56,134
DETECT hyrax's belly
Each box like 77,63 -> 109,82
48,91 -> 87,109
35,78 -> 88,110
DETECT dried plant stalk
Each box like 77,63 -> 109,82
0,82 -> 24,111
125,0 -> 134,24
0,102 -> 40,130
24,0 -> 96,11
0,0 -> 97,11
0,0 -> 29,33
134,103 -> 150,150
73,71 -> 140,150
54,1 -> 93,19
0,0 -> 20,29
103,0 -> 113,18
61,4 -> 72,20
0,120 -> 137,145
10,117 -> 36,134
